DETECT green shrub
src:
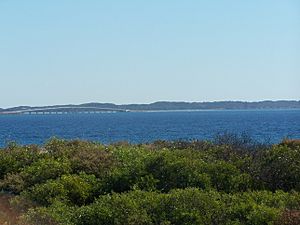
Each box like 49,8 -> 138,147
102,146 -> 154,193
0,157 -> 71,193
23,173 -> 98,206
252,145 -> 300,191
20,201 -> 75,225
1,139 -> 300,225
70,189 -> 298,225
203,161 -> 253,192
145,152 -> 211,192
22,179 -> 67,206
73,191 -> 153,225
44,139 -> 105,159
0,144 -> 41,179
69,146 -> 115,178
22,158 -> 72,187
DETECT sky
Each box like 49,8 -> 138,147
0,0 -> 299,108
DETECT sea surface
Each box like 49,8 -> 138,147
0,110 -> 299,147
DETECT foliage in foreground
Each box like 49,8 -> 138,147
0,136 -> 300,224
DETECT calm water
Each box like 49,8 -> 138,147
0,110 -> 299,147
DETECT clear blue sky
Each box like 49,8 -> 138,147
0,0 -> 299,108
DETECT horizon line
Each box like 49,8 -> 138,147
1,99 -> 300,110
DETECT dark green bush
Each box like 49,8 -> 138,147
0,157 -> 71,193
252,145 -> 300,191
0,144 -> 41,179
67,189 -> 299,225
20,200 -> 75,225
22,158 -> 72,187
145,152 -> 211,192
202,161 -> 253,192
23,173 -> 98,206
69,146 -> 115,177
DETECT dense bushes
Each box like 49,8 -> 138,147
22,173 -> 98,206
0,144 -> 41,179
1,158 -> 72,194
22,189 -> 300,225
251,145 -> 300,191
0,137 -> 300,224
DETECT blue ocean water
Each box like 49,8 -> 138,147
0,110 -> 299,147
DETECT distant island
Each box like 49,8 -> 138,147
0,100 -> 300,114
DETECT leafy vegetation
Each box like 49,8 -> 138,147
0,136 -> 300,224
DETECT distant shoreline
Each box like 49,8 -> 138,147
1,100 -> 300,115
1,108 -> 300,116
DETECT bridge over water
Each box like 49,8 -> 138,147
0,106 -> 130,115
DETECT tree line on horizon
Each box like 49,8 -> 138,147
1,100 -> 300,113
